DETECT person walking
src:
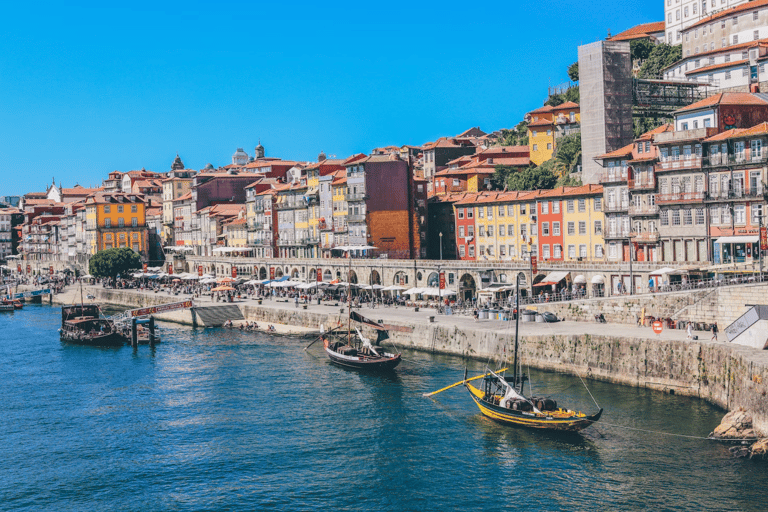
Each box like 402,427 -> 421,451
711,322 -> 718,341
686,321 -> 693,340
473,308 -> 479,322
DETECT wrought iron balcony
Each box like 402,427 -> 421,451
657,156 -> 702,171
603,228 -> 632,240
630,231 -> 660,243
346,214 -> 366,223
704,153 -> 768,168
628,204 -> 659,216
599,171 -> 628,184
655,191 -> 705,204
629,177 -> 657,190
603,202 -> 629,213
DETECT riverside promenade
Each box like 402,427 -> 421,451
51,283 -> 768,438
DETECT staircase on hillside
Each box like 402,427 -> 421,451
192,305 -> 244,327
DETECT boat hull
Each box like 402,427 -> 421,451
60,331 -> 126,347
324,346 -> 402,371
466,382 -> 602,432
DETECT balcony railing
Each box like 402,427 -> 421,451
628,204 -> 659,216
276,201 -> 305,210
655,191 -> 705,204
603,228 -> 632,239
346,214 -> 366,223
704,153 -> 768,167
630,231 -> 660,243
657,156 -> 702,171
346,193 -> 367,202
599,171 -> 628,184
629,177 -> 656,190
319,222 -> 333,231
705,187 -> 764,200
333,224 -> 348,233
603,202 -> 629,213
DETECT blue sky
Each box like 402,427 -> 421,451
0,0 -> 659,195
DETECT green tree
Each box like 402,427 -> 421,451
545,85 -> 580,106
567,61 -> 579,82
555,173 -> 583,187
630,39 -> 655,62
89,247 -> 142,281
633,116 -> 670,138
552,133 -> 582,178
497,121 -> 529,146
507,163 -> 557,191
637,43 -> 682,79
491,165 -> 512,190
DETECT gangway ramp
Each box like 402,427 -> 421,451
191,305 -> 244,327
725,305 -> 768,349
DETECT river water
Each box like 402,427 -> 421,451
1,305 -> 765,511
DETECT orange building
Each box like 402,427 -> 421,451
85,193 -> 148,258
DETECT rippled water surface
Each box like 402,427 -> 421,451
1,305 -> 765,511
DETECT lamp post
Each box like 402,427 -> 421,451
439,232 -> 443,261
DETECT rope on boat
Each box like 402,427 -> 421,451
590,420 -> 760,442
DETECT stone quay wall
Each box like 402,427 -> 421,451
53,287 -> 768,436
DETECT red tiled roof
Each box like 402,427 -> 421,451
637,123 -> 674,140
608,21 -> 665,41
705,122 -> 768,141
595,143 -> 634,160
686,59 -> 748,76
528,105 -> 554,115
174,192 -> 192,201
664,39 -> 768,72
687,0 -> 768,31
552,101 -> 579,110
528,118 -> 554,128
675,92 -> 768,113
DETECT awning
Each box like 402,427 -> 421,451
591,275 -> 605,284
533,271 -> 570,286
650,267 -> 678,276
714,236 -> 759,244
304,187 -> 319,197
573,275 -> 586,284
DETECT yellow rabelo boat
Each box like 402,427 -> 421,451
463,277 -> 602,432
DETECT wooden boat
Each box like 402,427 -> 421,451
0,303 -> 14,312
463,277 -> 602,432
60,304 -> 126,347
2,298 -> 23,309
321,311 -> 401,371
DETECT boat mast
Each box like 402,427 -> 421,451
80,278 -> 84,312
513,274 -> 520,392
347,250 -> 351,345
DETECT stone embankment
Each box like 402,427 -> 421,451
528,282 -> 768,327
51,285 -> 768,451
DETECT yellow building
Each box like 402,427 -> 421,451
224,216 -> 248,247
331,172 -> 348,248
161,165 -> 195,246
558,185 -> 605,262
526,102 -> 581,165
85,193 -> 147,257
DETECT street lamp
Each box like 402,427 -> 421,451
439,232 -> 443,261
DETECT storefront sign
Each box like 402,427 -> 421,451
269,267 -> 275,280
761,227 -> 768,251
199,265 -> 204,276
531,255 -> 537,274
439,272 -> 445,290
168,264 -> 173,275
231,266 -> 237,278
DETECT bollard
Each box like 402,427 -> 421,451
131,317 -> 138,347
149,316 -> 156,346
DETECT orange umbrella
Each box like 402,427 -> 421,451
211,285 -> 235,292
217,277 -> 235,283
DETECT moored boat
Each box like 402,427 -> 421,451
460,275 -> 602,432
2,298 -> 24,309
322,312 -> 401,371
60,304 -> 126,347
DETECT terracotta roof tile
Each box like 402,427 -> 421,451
595,143 -> 634,160
637,123 -> 674,140
686,59 -> 748,76
608,21 -> 665,41
675,92 -> 768,113
687,0 -> 768,31
528,118 -> 555,128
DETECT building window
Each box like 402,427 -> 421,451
683,209 -> 693,225
566,200 -> 574,213
487,206 -> 493,219
105,218 -> 111,228
547,143 -> 552,150
594,197 -> 602,211
579,245 -> 587,258
131,218 -> 138,227
542,244 -> 550,259
733,35 -> 739,44
672,210 -> 681,226
467,209 -> 473,219
104,205 -> 110,213
533,144 -> 538,151
735,205 -> 746,224
479,225 -> 485,237
498,205 -> 505,217
542,222 -> 550,236
578,221 -> 586,235
468,245 -> 474,257
553,222 -> 560,236
508,224 -> 514,236
458,208 -> 464,219
578,199 -> 586,212
661,210 -> 669,226
553,200 -> 560,213
541,201 -> 549,214
131,205 -> 137,213
488,225 -> 494,236
595,220 -> 602,234
459,245 -> 465,257
755,30 -> 760,41
520,204 -> 527,215
459,226 -> 465,238
568,245 -> 576,259
499,225 -> 506,236
567,222 -> 575,235
478,208 -> 484,219
595,244 -> 604,258
725,71 -> 731,80
117,205 -> 124,213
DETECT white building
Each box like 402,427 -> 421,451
665,0 -> 750,45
